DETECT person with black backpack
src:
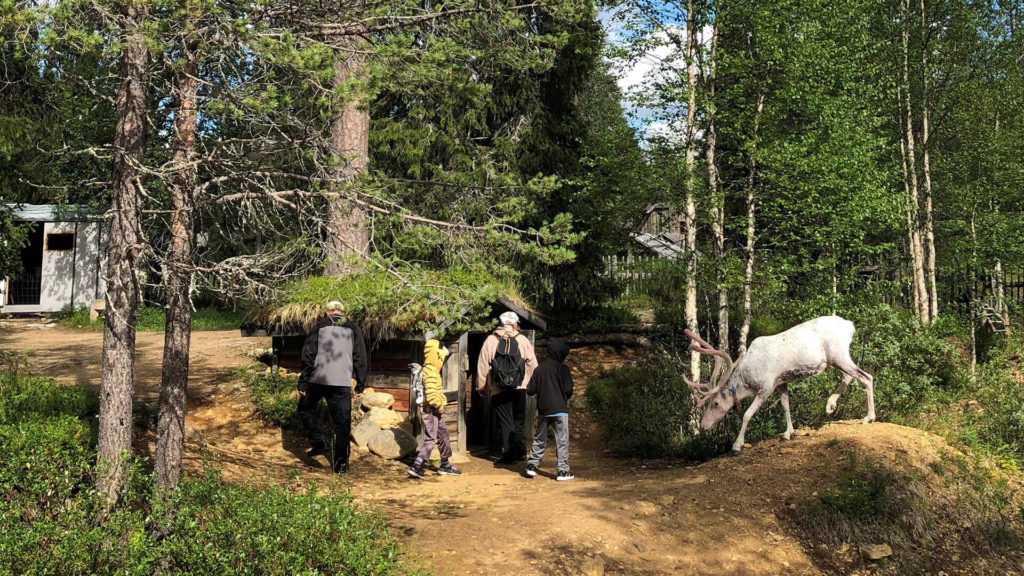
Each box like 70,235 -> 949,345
475,311 -> 538,464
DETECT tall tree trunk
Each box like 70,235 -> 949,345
97,0 -> 148,503
969,203 -> 977,376
900,0 -> 929,323
324,42 -> 370,276
898,119 -> 920,314
683,0 -> 700,380
920,0 -> 938,322
154,4 -> 199,492
738,91 -> 764,357
706,23 -> 727,353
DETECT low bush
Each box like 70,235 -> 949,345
585,362 -> 735,459
0,367 -> 417,576
789,450 -> 1023,574
56,306 -> 247,332
954,334 -> 1024,467
246,367 -> 302,428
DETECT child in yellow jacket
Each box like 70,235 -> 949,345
408,339 -> 461,478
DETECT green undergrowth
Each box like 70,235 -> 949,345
243,365 -> 302,428
56,306 -> 246,332
248,264 -> 522,338
788,449 -> 1024,574
0,361 -> 421,576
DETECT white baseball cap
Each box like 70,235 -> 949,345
326,300 -> 344,312
499,311 -> 520,325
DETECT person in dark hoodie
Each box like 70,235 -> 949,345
298,300 -> 368,474
524,338 -> 574,481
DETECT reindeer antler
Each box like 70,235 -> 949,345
682,329 -> 738,406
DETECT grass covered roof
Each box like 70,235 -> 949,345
248,265 -> 531,339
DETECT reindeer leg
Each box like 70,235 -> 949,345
856,368 -> 876,424
836,363 -> 875,424
731,394 -> 766,455
779,384 -> 794,441
826,374 -> 852,415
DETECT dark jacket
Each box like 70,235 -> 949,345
298,315 -> 368,392
526,339 -> 573,416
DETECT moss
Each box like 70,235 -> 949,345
249,262 -> 528,338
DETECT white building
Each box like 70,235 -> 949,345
1,204 -> 107,314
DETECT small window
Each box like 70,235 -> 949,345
46,233 -> 75,251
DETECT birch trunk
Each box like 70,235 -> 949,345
920,0 -> 938,322
683,0 -> 700,381
324,41 -> 370,276
900,0 -> 930,323
98,0 -> 147,503
738,91 -> 764,356
155,4 -> 199,491
706,23 -> 727,354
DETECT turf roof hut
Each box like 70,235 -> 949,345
244,291 -> 546,457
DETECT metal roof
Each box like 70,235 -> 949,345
4,204 -> 102,222
632,232 -> 686,260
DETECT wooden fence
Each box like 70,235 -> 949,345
943,267 -> 1024,315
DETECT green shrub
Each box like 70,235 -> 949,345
56,306 -> 246,332
246,367 -> 302,428
0,369 -> 417,576
955,335 -> 1024,467
790,450 -> 1023,574
161,471 -> 406,575
585,362 -> 735,459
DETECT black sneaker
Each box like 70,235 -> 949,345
407,465 -> 424,479
437,463 -> 461,476
333,460 -> 349,475
495,452 -> 517,465
307,444 -> 329,458
556,469 -> 574,481
525,463 -> 538,477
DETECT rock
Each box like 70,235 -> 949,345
368,406 -> 404,430
635,501 -> 658,516
580,557 -> 605,576
626,539 -> 646,553
362,391 -> 395,410
352,418 -> 381,449
859,543 -> 892,561
368,428 -> 418,459
657,495 -> 675,507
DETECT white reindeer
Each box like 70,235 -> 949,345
684,316 -> 875,455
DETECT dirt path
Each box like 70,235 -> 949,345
2,321 -> 1019,575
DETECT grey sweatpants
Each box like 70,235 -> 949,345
527,414 -> 570,471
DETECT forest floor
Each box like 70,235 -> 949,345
2,318 -> 1022,576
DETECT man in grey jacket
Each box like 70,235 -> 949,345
298,300 -> 368,474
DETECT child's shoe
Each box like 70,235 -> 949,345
525,463 -> 538,477
407,464 -> 424,479
556,468 -> 575,481
437,462 -> 462,476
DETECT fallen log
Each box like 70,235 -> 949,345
555,333 -> 653,348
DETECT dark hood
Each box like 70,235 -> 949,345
546,338 -> 570,363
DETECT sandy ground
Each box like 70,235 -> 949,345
2,319 -> 1021,576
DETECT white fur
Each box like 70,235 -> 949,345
699,316 -> 876,453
